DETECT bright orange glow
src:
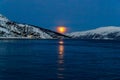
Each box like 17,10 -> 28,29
56,26 -> 67,34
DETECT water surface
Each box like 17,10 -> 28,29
0,39 -> 120,80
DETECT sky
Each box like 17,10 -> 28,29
0,0 -> 120,32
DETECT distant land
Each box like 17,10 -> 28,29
1,13 -> 120,40
67,26 -> 120,40
0,14 -> 70,39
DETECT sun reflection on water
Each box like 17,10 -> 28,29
57,40 -> 65,79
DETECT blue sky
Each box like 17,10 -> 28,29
0,0 -> 120,32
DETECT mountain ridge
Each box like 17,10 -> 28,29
67,26 -> 120,40
0,14 -> 70,39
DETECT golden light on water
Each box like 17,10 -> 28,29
57,40 -> 65,79
58,40 -> 64,61
59,40 -> 64,45
59,45 -> 64,55
56,26 -> 67,34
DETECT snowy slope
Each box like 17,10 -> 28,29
0,14 -> 70,39
67,26 -> 120,40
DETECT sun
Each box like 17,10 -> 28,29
56,26 -> 67,34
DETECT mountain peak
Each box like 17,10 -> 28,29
94,26 -> 120,31
84,26 -> 120,34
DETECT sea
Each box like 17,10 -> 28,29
0,39 -> 120,80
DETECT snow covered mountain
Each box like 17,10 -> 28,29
67,26 -> 120,40
0,14 -> 70,39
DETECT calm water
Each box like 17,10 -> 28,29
0,39 -> 120,80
